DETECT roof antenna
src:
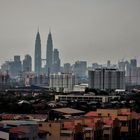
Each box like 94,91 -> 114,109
49,27 -> 51,34
37,26 -> 39,33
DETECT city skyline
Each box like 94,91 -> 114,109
0,0 -> 140,66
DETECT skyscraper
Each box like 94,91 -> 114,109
73,61 -> 87,84
46,31 -> 53,75
52,49 -> 61,73
34,31 -> 41,75
23,54 -> 32,72
9,55 -> 22,77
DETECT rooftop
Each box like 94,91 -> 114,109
52,107 -> 84,115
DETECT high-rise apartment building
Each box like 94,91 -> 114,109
50,73 -> 75,92
34,31 -> 41,75
88,68 -> 125,90
46,31 -> 53,75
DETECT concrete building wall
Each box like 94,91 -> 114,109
39,122 -> 61,140
97,109 -> 120,118
50,73 -> 75,92
88,68 -> 125,90
0,131 -> 9,140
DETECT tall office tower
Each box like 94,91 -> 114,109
130,59 -> 137,85
52,49 -> 61,73
46,31 -> 53,75
63,63 -> 71,73
34,31 -> 41,75
73,61 -> 87,84
23,55 -> 32,72
9,55 -> 22,77
88,68 -> 125,90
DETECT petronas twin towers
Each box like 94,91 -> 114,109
34,30 -> 53,75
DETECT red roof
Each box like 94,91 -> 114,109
120,112 -> 131,115
63,122 -> 74,130
1,114 -> 15,120
85,111 -> 97,117
84,119 -> 95,127
9,127 -> 19,133
103,118 -> 113,125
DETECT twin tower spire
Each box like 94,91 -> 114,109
34,29 -> 53,75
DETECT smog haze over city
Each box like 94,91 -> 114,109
0,0 -> 140,66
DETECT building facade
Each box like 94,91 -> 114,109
23,54 -> 32,72
73,61 -> 87,84
46,31 -> 53,75
52,49 -> 61,74
9,55 -> 22,77
130,59 -> 137,85
63,63 -> 71,73
50,73 -> 75,92
34,31 -> 42,75
88,68 -> 125,90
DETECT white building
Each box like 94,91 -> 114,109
73,84 -> 88,92
49,73 -> 75,92
0,131 -> 9,140
88,68 -> 125,90
55,94 -> 120,103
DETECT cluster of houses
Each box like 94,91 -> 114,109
0,107 -> 140,140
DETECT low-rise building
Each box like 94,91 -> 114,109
55,94 -> 120,103
0,108 -> 139,140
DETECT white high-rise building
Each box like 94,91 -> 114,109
50,73 -> 75,93
88,68 -> 125,90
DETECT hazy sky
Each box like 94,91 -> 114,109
0,0 -> 140,67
